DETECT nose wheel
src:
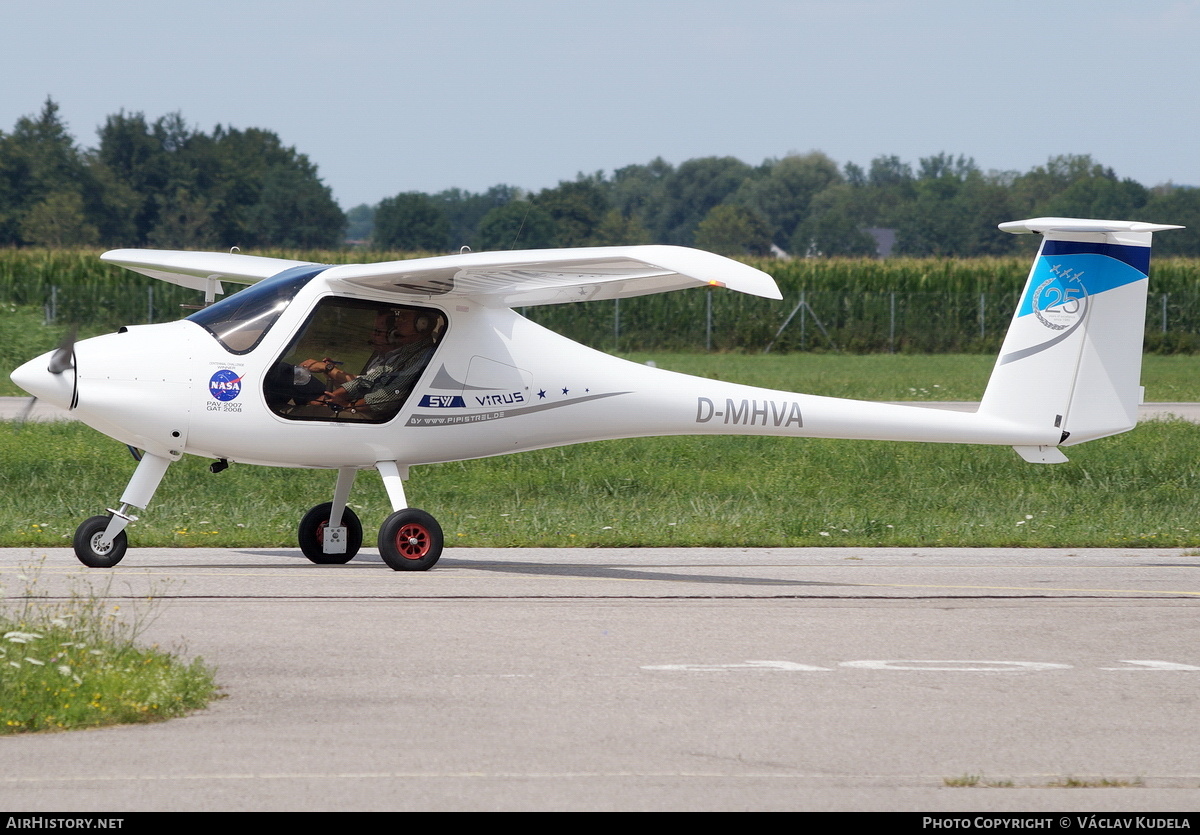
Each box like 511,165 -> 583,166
73,515 -> 129,568
378,508 -> 443,571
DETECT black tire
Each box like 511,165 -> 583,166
378,508 -> 443,571
298,502 -> 363,564
73,515 -> 128,568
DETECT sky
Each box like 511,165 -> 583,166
2,0 -> 1199,209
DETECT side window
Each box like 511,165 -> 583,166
264,298 -> 445,423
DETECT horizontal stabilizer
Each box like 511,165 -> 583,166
998,217 -> 1184,238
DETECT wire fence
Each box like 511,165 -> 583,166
27,285 -> 1200,354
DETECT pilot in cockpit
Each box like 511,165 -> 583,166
300,308 -> 439,417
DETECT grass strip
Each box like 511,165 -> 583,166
4,418 -> 1200,549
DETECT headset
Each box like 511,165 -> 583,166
383,309 -> 435,344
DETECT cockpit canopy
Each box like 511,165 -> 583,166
188,265 -> 327,354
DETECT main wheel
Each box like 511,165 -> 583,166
298,502 -> 363,564
73,515 -> 128,568
378,508 -> 443,571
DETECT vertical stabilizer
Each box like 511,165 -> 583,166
979,218 -> 1181,453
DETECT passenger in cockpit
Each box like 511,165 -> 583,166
301,308 -> 439,417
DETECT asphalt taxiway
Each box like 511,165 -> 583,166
2,545 -> 1198,811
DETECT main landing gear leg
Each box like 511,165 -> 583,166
73,452 -> 173,568
375,460 -> 443,571
298,467 -> 363,564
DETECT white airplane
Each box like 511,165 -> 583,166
10,216 -> 1180,570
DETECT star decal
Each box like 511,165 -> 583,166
537,389 -> 546,399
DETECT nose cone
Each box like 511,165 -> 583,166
11,352 -> 75,410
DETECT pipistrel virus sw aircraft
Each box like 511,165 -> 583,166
10,217 -> 1180,570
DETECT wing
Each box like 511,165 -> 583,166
101,249 -> 317,295
100,245 -> 782,306
320,245 -> 782,306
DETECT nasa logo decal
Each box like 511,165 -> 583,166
209,369 -> 244,401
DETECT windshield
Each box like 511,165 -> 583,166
188,265 -> 327,354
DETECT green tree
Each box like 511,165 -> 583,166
735,152 -> 843,247
200,125 -> 344,248
693,204 -> 772,256
1040,176 -> 1147,221
94,114 -> 344,248
791,184 -> 878,256
476,201 -> 556,250
1143,186 -> 1200,256
94,111 -> 179,243
536,176 -> 608,246
1011,154 -> 1114,215
434,185 -> 520,249
345,203 -> 375,242
0,98 -> 94,245
607,158 -> 673,228
147,187 -> 218,249
656,156 -> 754,244
373,192 -> 450,251
892,154 -> 1018,256
19,192 -> 99,247
590,209 -> 651,246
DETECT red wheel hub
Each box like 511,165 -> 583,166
395,523 -> 430,559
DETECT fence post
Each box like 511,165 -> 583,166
801,291 -> 806,350
1162,293 -> 1168,334
889,291 -> 896,354
979,292 -> 985,340
614,297 -> 620,350
148,285 -> 154,323
705,289 -> 712,352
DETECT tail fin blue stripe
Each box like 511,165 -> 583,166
1017,251 -> 1147,319
1041,239 -> 1150,274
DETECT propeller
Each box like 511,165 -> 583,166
24,326 -> 80,418
55,326 -> 79,410
47,326 -> 77,374
15,395 -> 39,427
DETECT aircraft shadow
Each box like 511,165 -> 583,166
229,550 -> 856,587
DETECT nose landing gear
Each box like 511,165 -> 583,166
72,452 -> 173,568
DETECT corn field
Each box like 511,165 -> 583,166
3,249 -> 1200,354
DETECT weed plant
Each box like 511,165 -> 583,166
0,563 -> 217,733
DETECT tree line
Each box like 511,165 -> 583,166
3,98 -> 1198,257
0,99 -> 344,249
368,153 -> 1200,257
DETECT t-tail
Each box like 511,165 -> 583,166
978,217 -> 1182,463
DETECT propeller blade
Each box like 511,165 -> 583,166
15,396 -> 38,427
47,327 -> 77,375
